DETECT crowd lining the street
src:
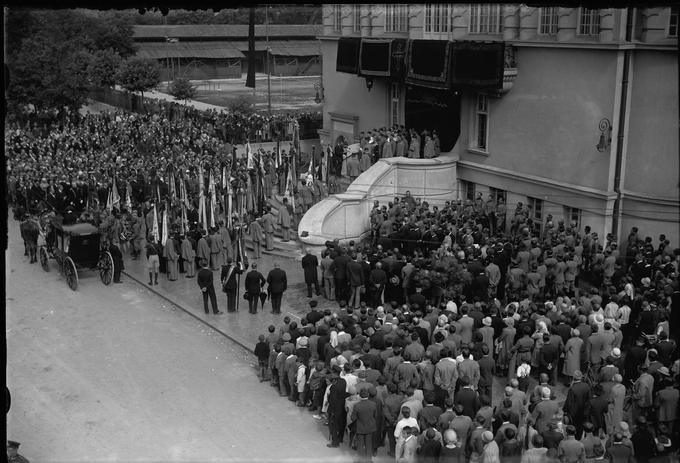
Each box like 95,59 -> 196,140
7,108 -> 680,462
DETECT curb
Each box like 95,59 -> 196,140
121,269 -> 254,355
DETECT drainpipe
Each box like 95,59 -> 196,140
611,8 -> 633,240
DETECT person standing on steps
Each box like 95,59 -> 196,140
145,234 -> 161,285
301,248 -> 321,298
278,197 -> 292,242
181,234 -> 196,277
244,262 -> 266,314
197,258 -> 222,315
249,216 -> 264,259
267,262 -> 288,314
261,206 -> 276,251
221,257 -> 242,312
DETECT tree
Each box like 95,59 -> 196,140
115,58 -> 161,99
227,94 -> 255,116
168,77 -> 197,102
88,49 -> 123,88
5,8 -> 137,116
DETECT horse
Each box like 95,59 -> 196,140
20,216 -> 40,263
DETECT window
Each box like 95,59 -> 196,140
353,4 -> 361,32
564,206 -> 581,229
474,94 -> 489,151
490,187 -> 506,204
538,7 -> 559,35
528,197 -> 543,234
669,6 -> 678,37
332,4 -> 342,31
385,4 -> 408,32
390,82 -> 401,127
424,4 -> 454,33
461,180 -> 475,201
578,8 -> 600,35
469,4 -> 503,34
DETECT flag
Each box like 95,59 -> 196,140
226,177 -> 233,229
169,172 -> 176,204
156,184 -> 161,204
106,188 -> 112,211
112,177 -> 121,210
286,161 -> 296,213
152,203 -> 159,242
125,183 -> 132,211
235,227 -> 247,272
181,204 -> 187,236
209,170 -> 216,229
161,204 -> 168,246
245,7 -> 256,89
222,165 -> 228,189
246,140 -> 254,170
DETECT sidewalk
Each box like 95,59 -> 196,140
119,241 -> 341,353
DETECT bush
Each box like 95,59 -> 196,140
169,77 -> 196,101
227,94 -> 255,116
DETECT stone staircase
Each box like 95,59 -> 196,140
241,195 -> 304,260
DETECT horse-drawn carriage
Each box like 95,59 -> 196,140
38,215 -> 115,291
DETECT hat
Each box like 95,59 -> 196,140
504,317 -> 515,327
357,370 -> 368,379
297,336 -> 309,347
504,386 -> 513,396
611,348 -> 621,358
641,277 -> 651,287
482,431 -> 494,443
658,366 -> 670,376
573,370 -> 583,380
7,441 -> 20,449
571,329 -> 580,337
594,313 -> 604,324
617,422 -> 631,437
482,317 -> 492,326
541,387 -> 551,399
282,333 -> 291,342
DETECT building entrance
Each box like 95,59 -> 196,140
405,86 -> 461,153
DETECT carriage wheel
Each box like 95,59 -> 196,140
39,246 -> 49,272
99,251 -> 114,286
63,257 -> 78,291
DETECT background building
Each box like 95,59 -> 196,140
318,4 -> 679,244
134,24 -> 322,80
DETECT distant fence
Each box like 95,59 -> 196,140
88,87 -> 322,141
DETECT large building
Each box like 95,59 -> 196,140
134,24 -> 322,80
317,4 -> 679,244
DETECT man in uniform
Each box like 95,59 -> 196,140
278,197 -> 292,242
7,441 -> 29,463
267,262 -> 288,314
261,206 -> 276,251
221,257 -> 242,312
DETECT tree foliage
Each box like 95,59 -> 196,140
127,6 -> 321,25
168,77 -> 197,101
226,94 -> 255,116
115,58 -> 161,97
5,8 -> 137,115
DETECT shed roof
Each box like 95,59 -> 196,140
133,24 -> 322,40
135,41 -> 245,59
266,40 -> 321,56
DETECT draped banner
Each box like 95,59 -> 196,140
152,204 -> 159,242
359,39 -> 392,77
161,205 -> 168,247
336,37 -> 361,74
390,38 -> 408,81
405,39 -> 452,90
450,40 -> 505,89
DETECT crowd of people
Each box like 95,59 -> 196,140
253,192 -> 679,462
7,104 -> 680,462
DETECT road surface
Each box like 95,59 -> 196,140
5,216 -> 354,462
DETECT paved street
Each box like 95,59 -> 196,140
4,216 -> 354,462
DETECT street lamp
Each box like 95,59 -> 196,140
365,76 -> 374,92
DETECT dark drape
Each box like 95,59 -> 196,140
450,41 -> 505,89
405,40 -> 452,90
359,39 -> 391,76
336,37 -> 361,74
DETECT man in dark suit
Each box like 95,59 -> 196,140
301,248 -> 321,298
330,247 -> 352,303
197,259 -> 222,315
327,366 -> 349,447
454,376 -> 480,419
267,262 -> 288,314
538,333 -> 560,386
478,345 -> 495,399
221,257 -> 243,312
351,388 -> 378,462
244,262 -> 266,314
562,370 -> 591,439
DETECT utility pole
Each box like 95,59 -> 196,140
266,6 -> 272,114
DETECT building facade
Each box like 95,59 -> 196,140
318,4 -> 679,244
